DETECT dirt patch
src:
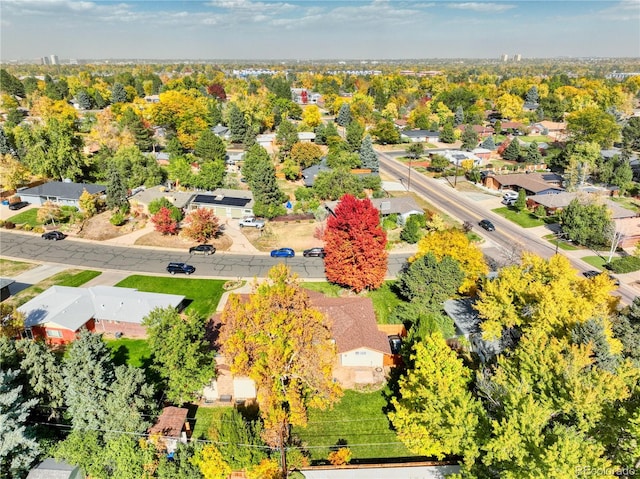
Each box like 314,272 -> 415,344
134,230 -> 233,251
77,211 -> 148,241
242,220 -> 321,252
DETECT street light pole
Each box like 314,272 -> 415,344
407,157 -> 412,191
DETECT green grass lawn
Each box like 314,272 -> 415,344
302,282 -> 342,297
6,269 -> 101,308
105,338 -> 152,368
114,275 -> 225,318
0,259 -> 37,277
293,389 -> 416,462
7,208 -> 40,227
581,255 -> 609,270
492,207 -> 546,228
543,234 -> 580,251
192,407 -> 228,440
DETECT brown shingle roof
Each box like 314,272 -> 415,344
148,407 -> 188,438
492,172 -> 564,194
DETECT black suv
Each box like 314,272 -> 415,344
8,201 -> 29,211
479,219 -> 495,231
166,262 -> 196,275
388,335 -> 403,355
42,231 -> 66,241
189,244 -> 216,255
303,247 -> 325,258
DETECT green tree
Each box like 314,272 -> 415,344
461,124 -> 479,151
454,106 -> 465,126
389,333 -> 483,462
143,307 -> 216,405
399,215 -> 423,244
194,160 -> 226,190
525,141 -> 542,164
621,116 -> 640,151
359,135 -> 378,172
249,160 -> 287,219
220,264 -> 341,451
0,69 -> 25,97
560,198 -> 614,248
514,188 -> 527,212
502,139 -> 521,161
369,119 -> 400,144
194,129 -> 226,162
228,103 -> 248,143
429,154 -> 450,172
396,252 -> 464,306
525,85 -> 539,103
439,121 -> 456,143
405,143 -> 424,161
345,120 -> 365,152
120,107 -> 153,152
110,82 -> 128,104
336,103 -> 352,127
102,434 -> 147,479
210,408 -> 266,469
276,119 -> 298,160
0,369 -> 40,478
54,430 -> 105,478
312,168 -> 362,201
76,90 -> 93,110
62,329 -> 114,431
106,166 -> 129,211
566,106 -> 620,148
242,144 -> 271,185
480,136 -> 495,150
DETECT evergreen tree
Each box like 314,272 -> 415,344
525,141 -> 542,164
454,105 -> 465,126
76,90 -> 93,110
165,136 -> 184,158
400,215 -> 423,244
439,121 -> 456,143
110,82 -> 128,104
502,139 -> 521,161
0,125 -> 15,155
62,329 -> 115,431
228,104 -> 248,143
250,160 -> 287,219
345,121 -> 365,152
0,369 -> 39,478
121,107 -> 153,151
0,69 -> 25,97
336,103 -> 352,127
526,85 -> 539,103
213,408 -> 267,469
480,136 -> 495,150
194,129 -> 226,162
359,135 -> 379,172
276,119 -> 299,160
106,166 -> 129,210
514,188 -> 527,212
461,124 -> 479,151
314,122 -> 327,145
242,126 -> 257,149
324,121 -> 340,142
194,160 -> 225,190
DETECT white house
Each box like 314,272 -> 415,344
400,129 -> 440,143
442,150 -> 483,167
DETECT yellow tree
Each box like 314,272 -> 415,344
475,253 -> 619,340
150,90 -> 209,149
0,303 -> 25,339
494,93 -> 524,120
0,154 -> 30,191
193,444 -> 232,479
412,229 -> 488,294
301,104 -> 321,128
220,264 -> 341,451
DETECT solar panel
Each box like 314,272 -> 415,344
193,194 -> 251,207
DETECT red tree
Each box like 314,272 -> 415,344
151,206 -> 179,235
323,194 -> 388,292
207,83 -> 227,101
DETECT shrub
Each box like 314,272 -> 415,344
328,447 -> 352,466
14,223 -> 23,230
0,220 -> 4,228
33,226 -> 45,233
4,221 -> 15,229
608,255 -> 640,274
22,224 -> 32,232
110,211 -> 127,226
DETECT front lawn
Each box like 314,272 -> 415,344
581,255 -> 609,270
114,275 -> 225,319
6,269 -> 101,308
293,389 -> 416,462
0,259 -> 37,277
192,407 -> 228,440
105,338 -> 152,368
302,282 -> 342,297
7,208 -> 40,227
544,234 -> 580,251
492,207 -> 546,228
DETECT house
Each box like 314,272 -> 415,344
400,129 -> 440,143
441,150 -> 483,168
144,95 -> 160,103
455,124 -> 495,139
17,181 -> 106,208
444,298 -> 504,363
302,158 -> 332,187
26,458 -> 83,479
527,191 -> 640,247
291,88 -> 322,104
324,196 -> 423,225
1,277 -> 14,302
483,172 -> 564,196
130,187 -> 193,213
148,407 -> 190,453
298,131 -> 316,143
256,133 -> 276,151
301,464 -> 460,479
188,189 -> 255,219
499,121 -> 526,133
211,124 -> 230,140
18,286 -> 185,345
471,147 -> 492,162
535,120 -> 567,140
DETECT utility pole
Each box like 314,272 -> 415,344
407,157 -> 412,191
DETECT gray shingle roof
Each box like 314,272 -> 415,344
18,181 -> 105,200
26,458 -> 81,479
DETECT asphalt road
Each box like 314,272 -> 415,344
377,150 -> 638,306
0,230 -> 410,280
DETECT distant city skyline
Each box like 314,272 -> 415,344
1,0 -> 639,61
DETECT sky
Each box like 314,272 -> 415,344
1,0 -> 639,61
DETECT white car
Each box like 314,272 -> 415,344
502,190 -> 518,200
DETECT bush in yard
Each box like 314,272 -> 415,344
109,211 -> 126,226
4,221 -> 15,229
328,447 -> 352,466
608,255 -> 640,274
534,205 -> 547,218
148,197 -> 183,222
182,208 -> 220,243
22,224 -> 32,232
400,216 -> 423,244
151,206 -> 179,235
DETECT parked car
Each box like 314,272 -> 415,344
270,248 -> 295,258
239,217 -> 265,229
189,244 -> 216,255
41,231 -> 65,241
501,198 -> 516,206
388,335 -> 403,355
479,219 -> 495,231
583,270 -> 620,286
303,247 -> 325,258
502,190 -> 518,200
8,201 -> 29,211
166,262 -> 196,275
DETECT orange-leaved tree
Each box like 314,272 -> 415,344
182,208 -> 220,243
151,206 -> 179,235
323,194 -> 388,292
411,228 -> 487,294
220,264 -> 341,453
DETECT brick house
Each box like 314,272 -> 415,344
18,286 -> 185,345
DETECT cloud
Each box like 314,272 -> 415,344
447,2 -> 515,13
597,0 -> 640,21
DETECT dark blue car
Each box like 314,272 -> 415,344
270,248 -> 295,258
